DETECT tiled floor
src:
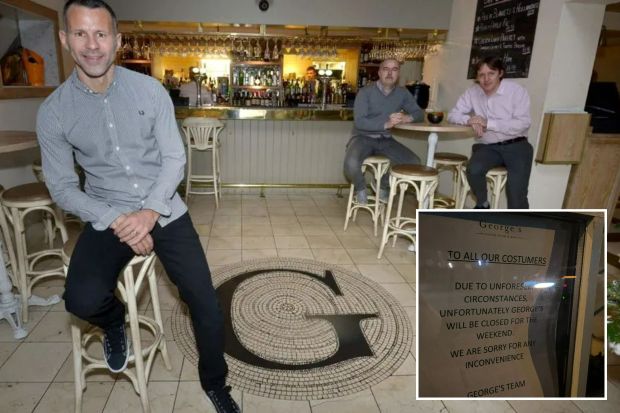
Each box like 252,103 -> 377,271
0,191 -> 618,412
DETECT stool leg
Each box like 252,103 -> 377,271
184,149 -> 192,202
392,182 -> 407,247
147,268 -> 172,370
215,143 -> 222,204
372,164 -> 382,237
43,211 -> 54,248
11,208 -> 29,323
124,268 -> 150,413
212,146 -> 219,209
71,322 -> 84,413
451,166 -> 460,206
490,176 -> 502,209
343,184 -> 355,231
378,176 -> 397,259
498,174 -> 508,209
457,167 -> 469,209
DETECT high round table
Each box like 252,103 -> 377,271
0,131 -> 39,338
392,123 -> 472,252
393,122 -> 473,167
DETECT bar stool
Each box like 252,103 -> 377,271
378,165 -> 439,258
457,165 -> 509,209
0,185 -> 27,339
344,156 -> 390,236
181,117 -> 225,208
62,235 -> 172,413
432,152 -> 468,209
0,182 -> 67,322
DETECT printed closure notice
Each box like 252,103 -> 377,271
418,215 -> 559,397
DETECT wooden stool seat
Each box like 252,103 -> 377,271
391,164 -> 439,178
63,232 -> 171,413
378,165 -> 439,258
434,152 -> 468,163
1,182 -> 52,207
344,156 -> 390,236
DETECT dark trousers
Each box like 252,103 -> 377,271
466,140 -> 534,209
64,212 -> 227,391
344,135 -> 421,192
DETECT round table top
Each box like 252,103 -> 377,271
0,131 -> 38,154
394,122 -> 472,133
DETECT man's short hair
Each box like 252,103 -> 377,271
474,56 -> 505,79
379,58 -> 401,68
306,66 -> 318,74
63,0 -> 118,32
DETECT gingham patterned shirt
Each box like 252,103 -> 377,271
37,66 -> 187,230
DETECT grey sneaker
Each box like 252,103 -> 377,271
356,189 -> 368,205
103,323 -> 129,373
379,188 -> 390,203
206,385 -> 241,413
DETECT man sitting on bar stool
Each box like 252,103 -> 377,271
36,1 -> 239,412
448,56 -> 533,209
343,58 -> 424,204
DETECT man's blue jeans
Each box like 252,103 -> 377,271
64,212 -> 227,392
343,135 -> 421,192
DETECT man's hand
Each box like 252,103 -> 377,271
467,116 -> 487,137
113,209 -> 160,245
467,115 -> 487,127
384,119 -> 396,129
385,112 -> 411,129
129,233 -> 154,256
389,112 -> 412,125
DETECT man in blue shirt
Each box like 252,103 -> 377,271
36,1 -> 239,412
344,58 -> 423,203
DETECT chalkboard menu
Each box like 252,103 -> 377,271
468,0 -> 541,79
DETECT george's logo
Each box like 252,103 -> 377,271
479,221 -> 522,233
216,268 -> 378,370
171,258 -> 413,399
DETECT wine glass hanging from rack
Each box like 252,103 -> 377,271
117,34 -> 442,61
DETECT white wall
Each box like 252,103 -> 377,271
107,0 -> 453,29
416,0 -> 607,208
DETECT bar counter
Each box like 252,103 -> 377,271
174,105 -> 423,191
175,106 -> 354,121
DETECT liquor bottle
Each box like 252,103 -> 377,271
238,69 -> 244,86
273,69 -> 279,86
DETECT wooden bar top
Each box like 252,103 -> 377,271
0,131 -> 38,154
175,106 -> 354,121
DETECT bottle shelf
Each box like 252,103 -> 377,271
232,85 -> 282,90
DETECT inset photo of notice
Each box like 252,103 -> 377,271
417,211 -> 606,399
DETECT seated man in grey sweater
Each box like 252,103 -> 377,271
344,58 -> 423,204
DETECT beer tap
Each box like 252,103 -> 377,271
317,68 -> 333,110
191,67 -> 208,107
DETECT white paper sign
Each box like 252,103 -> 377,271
419,214 -> 563,397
